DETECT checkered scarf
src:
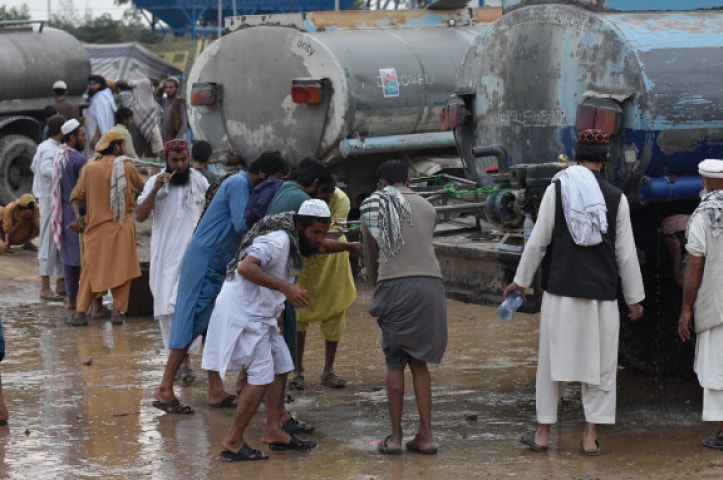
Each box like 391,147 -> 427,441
50,144 -> 72,247
110,155 -> 132,223
359,186 -> 412,260
694,189 -> 723,238
226,212 -> 304,280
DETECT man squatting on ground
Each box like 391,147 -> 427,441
0,194 -> 40,254
152,152 -> 286,414
202,199 -> 332,461
503,128 -> 644,456
361,159 -> 448,456
678,159 -> 723,450
136,139 -> 209,385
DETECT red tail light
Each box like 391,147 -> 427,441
576,101 -> 622,135
291,80 -> 323,104
190,83 -> 221,106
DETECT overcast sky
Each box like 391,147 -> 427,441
5,0 -> 129,21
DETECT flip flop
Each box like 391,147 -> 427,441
40,292 -> 64,302
520,430 -> 548,452
703,431 -> 723,450
321,372 -> 346,389
281,414 -> 315,434
220,444 -> 269,461
152,398 -> 194,414
208,394 -> 237,408
288,373 -> 305,391
268,433 -> 317,452
579,440 -> 601,456
179,366 -> 196,387
378,435 -> 402,455
405,438 -> 438,455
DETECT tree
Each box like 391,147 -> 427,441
0,5 -> 31,21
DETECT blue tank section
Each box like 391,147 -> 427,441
134,0 -> 356,37
454,5 -> 723,205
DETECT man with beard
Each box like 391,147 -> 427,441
155,76 -> 187,142
136,139 -> 209,385
202,199 -> 332,461
66,130 -> 144,326
31,113 -> 66,301
152,152 -> 286,415
50,119 -> 88,311
86,74 -> 117,151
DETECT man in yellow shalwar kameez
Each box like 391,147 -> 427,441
291,187 -> 357,389
66,130 -> 144,326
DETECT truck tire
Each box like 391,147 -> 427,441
0,134 -> 37,205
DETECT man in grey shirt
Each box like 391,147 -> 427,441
361,159 -> 447,456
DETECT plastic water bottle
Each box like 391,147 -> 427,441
498,291 -> 523,320
523,213 -> 534,248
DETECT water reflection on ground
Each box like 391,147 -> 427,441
0,252 -> 721,479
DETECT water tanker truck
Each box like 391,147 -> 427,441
440,0 -> 723,375
188,5 -> 501,208
0,21 -> 89,205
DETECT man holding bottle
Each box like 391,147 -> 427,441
502,129 -> 644,456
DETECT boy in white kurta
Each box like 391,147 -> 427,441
203,200 -> 331,461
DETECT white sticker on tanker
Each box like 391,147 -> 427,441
379,68 -> 399,98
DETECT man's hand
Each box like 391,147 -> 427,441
155,171 -> 174,190
67,219 -> 82,233
347,242 -> 362,258
282,284 -> 309,309
627,303 -> 644,321
678,310 -> 693,342
501,282 -> 526,301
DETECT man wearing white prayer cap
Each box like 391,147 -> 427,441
679,158 -> 723,450
200,201 -> 333,460
503,129 -> 645,455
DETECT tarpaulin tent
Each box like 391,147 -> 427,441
85,42 -> 182,82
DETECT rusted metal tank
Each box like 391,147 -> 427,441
0,22 -> 89,204
444,0 -> 723,375
188,7 -> 500,206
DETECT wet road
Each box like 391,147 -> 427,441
0,250 -> 722,479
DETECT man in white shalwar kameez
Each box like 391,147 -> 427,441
31,114 -> 66,301
202,200 -> 330,461
678,159 -> 723,450
136,139 -> 208,385
503,129 -> 645,456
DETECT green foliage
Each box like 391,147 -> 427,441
0,5 -> 31,21
48,0 -> 160,44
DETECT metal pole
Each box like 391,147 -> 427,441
217,0 -> 222,36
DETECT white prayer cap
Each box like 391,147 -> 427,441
298,199 -> 330,218
53,80 -> 67,90
61,119 -> 80,135
698,159 -> 723,178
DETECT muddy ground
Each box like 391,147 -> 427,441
0,249 -> 722,479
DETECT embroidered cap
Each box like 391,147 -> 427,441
164,139 -> 188,153
298,199 -> 330,218
61,119 -> 80,135
575,129 -> 611,162
661,214 -> 689,235
698,159 -> 723,179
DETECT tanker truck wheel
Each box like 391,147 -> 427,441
0,134 -> 36,205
